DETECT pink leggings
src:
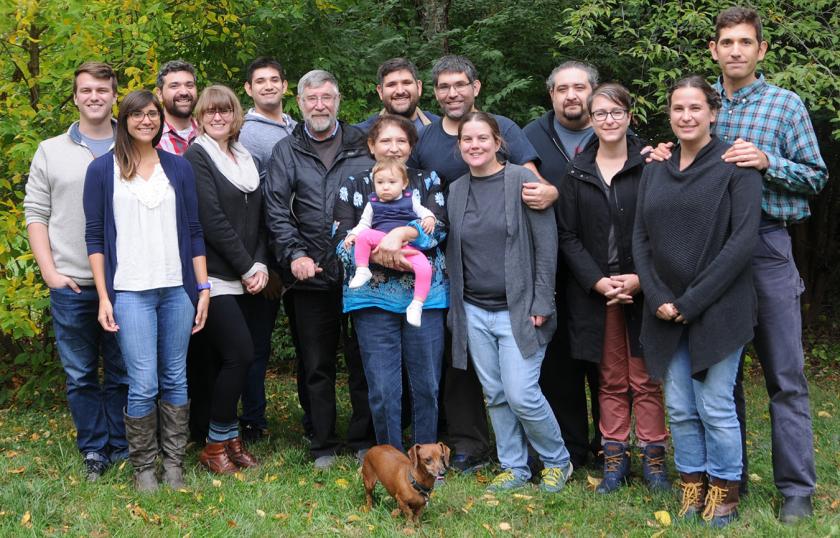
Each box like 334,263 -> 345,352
353,229 -> 432,302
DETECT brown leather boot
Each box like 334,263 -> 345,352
225,437 -> 258,468
677,472 -> 706,519
199,441 -> 238,474
702,476 -> 739,528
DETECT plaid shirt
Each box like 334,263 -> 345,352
713,74 -> 827,223
156,118 -> 198,156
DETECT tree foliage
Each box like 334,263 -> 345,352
1,0 -> 838,403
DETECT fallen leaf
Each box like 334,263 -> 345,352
30,433 -> 40,441
817,410 -> 832,418
212,479 -> 222,488
367,525 -> 375,531
298,478 -> 307,486
402,528 -> 415,535
335,478 -> 349,489
273,513 -> 289,520
749,473 -> 762,482
234,472 -> 245,481
5,450 -> 18,458
462,499 -> 474,513
482,523 -> 495,536
20,511 -> 32,528
347,514 -> 361,522
256,509 -> 266,518
485,499 -> 500,506
118,461 -> 126,471
499,522 -> 512,531
650,530 -> 667,538
830,499 -> 839,511
586,474 -> 602,489
654,510 -> 672,527
512,493 -> 532,500
8,467 -> 25,474
227,520 -> 237,528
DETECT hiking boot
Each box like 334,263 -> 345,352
159,401 -> 189,489
240,423 -> 264,445
539,462 -> 573,493
225,437 -> 258,468
678,472 -> 707,519
701,476 -> 739,528
486,470 -> 529,492
199,441 -> 239,475
124,407 -> 159,492
84,454 -> 108,482
595,441 -> 630,494
641,445 -> 671,492
780,495 -> 813,524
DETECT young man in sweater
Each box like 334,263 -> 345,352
651,7 -> 828,523
24,62 -> 128,482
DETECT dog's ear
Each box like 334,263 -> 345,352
439,442 -> 451,468
408,444 -> 421,469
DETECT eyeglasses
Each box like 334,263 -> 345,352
203,108 -> 234,118
435,81 -> 473,94
302,94 -> 337,106
591,109 -> 628,122
129,110 -> 160,121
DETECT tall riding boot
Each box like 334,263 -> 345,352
159,401 -> 190,489
702,476 -> 740,528
677,472 -> 706,519
124,407 -> 159,492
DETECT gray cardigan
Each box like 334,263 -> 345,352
447,163 -> 557,370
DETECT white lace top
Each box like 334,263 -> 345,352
112,159 -> 183,291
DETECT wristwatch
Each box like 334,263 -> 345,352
197,281 -> 212,292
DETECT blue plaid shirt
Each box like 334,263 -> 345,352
713,74 -> 827,223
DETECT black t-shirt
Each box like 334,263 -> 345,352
462,168 -> 507,310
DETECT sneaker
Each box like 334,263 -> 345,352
348,267 -> 373,289
486,470 -> 529,492
314,454 -> 337,470
539,462 -> 573,493
450,453 -> 491,474
84,455 -> 108,482
406,300 -> 424,327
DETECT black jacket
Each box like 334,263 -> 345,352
263,122 -> 374,290
184,143 -> 267,281
522,110 -> 576,189
557,134 -> 647,363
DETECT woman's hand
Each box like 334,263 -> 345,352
97,298 -> 119,332
193,290 -> 210,334
243,271 -> 269,295
531,315 -> 546,327
371,227 -> 415,271
606,273 -> 640,305
420,216 -> 436,234
344,234 -> 357,249
655,302 -> 679,321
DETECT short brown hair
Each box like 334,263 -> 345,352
587,83 -> 633,115
194,85 -> 245,142
73,61 -> 117,95
367,114 -> 419,150
715,6 -> 763,43
371,157 -> 410,189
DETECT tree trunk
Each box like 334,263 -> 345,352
416,0 -> 451,51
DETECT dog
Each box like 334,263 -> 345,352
361,442 -> 450,522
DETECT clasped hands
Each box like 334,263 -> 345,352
594,274 -> 640,306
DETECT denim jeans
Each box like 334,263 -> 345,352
50,286 -> 128,462
464,303 -> 570,480
113,286 -> 194,418
240,294 -> 281,430
664,336 -> 742,481
353,307 -> 444,451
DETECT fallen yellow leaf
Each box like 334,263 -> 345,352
512,493 -> 533,500
256,509 -> 266,518
298,478 -> 307,486
485,499 -> 500,506
118,461 -> 126,471
586,474 -> 602,489
482,523 -> 495,536
8,467 -> 25,474
347,514 -> 361,522
335,478 -> 349,489
462,499 -> 474,513
650,530 -> 666,538
749,473 -> 762,482
273,513 -> 289,520
212,479 -> 222,488
5,450 -> 18,458
654,510 -> 671,527
234,472 -> 245,481
499,522 -> 512,531
20,511 -> 32,527
817,410 -> 832,418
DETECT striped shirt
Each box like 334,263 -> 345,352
156,118 -> 198,156
713,74 -> 827,223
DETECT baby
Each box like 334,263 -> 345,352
344,158 -> 436,326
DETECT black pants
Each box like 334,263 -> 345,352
289,288 -> 373,458
187,294 -> 258,438
539,309 -> 600,468
281,292 -> 314,437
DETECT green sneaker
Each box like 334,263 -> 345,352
486,470 -> 529,492
540,462 -> 573,493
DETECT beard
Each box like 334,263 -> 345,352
163,96 -> 195,119
305,114 -> 335,134
385,97 -> 418,118
561,106 -> 585,122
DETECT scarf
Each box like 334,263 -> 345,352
193,133 -> 259,193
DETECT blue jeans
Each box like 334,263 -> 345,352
353,308 -> 444,451
464,303 -> 570,480
240,295 -> 281,430
50,286 -> 128,462
664,337 -> 742,481
113,286 -> 194,418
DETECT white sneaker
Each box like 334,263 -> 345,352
406,300 -> 424,327
348,267 -> 373,289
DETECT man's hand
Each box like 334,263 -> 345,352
522,182 -> 558,210
645,141 -> 674,163
531,315 -> 546,327
656,302 -> 679,321
605,273 -> 641,305
43,270 -> 81,293
420,216 -> 436,234
722,138 -> 769,170
290,256 -> 322,281
593,277 -> 622,298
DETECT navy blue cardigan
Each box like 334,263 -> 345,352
83,150 -> 206,306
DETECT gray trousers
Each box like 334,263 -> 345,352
747,224 -> 816,496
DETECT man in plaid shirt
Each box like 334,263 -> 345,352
154,60 -> 198,155
711,7 -> 826,524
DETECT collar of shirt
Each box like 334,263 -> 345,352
714,73 -> 768,106
162,118 -> 198,140
303,121 -> 339,141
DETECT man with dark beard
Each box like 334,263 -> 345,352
523,61 -> 602,470
355,58 -> 439,134
155,60 -> 199,155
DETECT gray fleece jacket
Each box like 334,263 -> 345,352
24,121 -> 115,286
239,109 -> 297,180
447,163 -> 558,370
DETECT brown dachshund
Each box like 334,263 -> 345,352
361,443 -> 450,522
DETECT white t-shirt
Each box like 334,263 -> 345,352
113,161 -> 183,291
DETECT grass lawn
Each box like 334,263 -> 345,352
1,361 -> 838,537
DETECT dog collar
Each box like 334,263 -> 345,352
408,471 -> 432,502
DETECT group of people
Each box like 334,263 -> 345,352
24,5 -> 826,528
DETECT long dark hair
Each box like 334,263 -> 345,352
115,90 -> 164,180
